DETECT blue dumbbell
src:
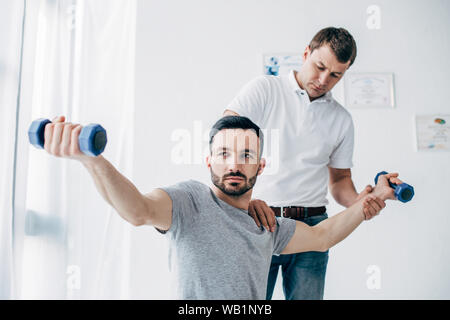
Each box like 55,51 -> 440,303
28,118 -> 107,157
374,171 -> 414,203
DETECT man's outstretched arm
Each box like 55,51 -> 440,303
43,116 -> 173,229
82,156 -> 172,229
281,174 -> 399,254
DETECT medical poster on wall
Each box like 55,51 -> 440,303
415,114 -> 450,151
344,72 -> 395,108
262,53 -> 302,76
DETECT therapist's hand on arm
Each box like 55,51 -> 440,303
329,167 -> 377,220
328,168 -> 402,220
282,174 -> 399,254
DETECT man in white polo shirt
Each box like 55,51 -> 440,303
224,27 -> 373,300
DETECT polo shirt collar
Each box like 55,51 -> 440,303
288,69 -> 333,104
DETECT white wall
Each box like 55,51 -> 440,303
132,0 -> 450,299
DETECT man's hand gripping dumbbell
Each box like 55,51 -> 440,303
28,116 -> 107,160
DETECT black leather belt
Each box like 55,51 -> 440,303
270,206 -> 326,220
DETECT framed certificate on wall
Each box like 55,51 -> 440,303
344,72 -> 395,108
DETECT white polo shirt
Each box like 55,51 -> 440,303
226,70 -> 354,207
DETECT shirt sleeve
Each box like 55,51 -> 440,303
328,119 -> 354,169
272,217 -> 297,256
155,181 -> 198,238
226,76 -> 270,126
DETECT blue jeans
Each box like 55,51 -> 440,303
266,213 -> 329,300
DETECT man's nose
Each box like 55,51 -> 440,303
226,154 -> 243,169
319,72 -> 329,86
227,160 -> 240,170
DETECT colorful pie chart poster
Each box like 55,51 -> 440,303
415,115 -> 450,151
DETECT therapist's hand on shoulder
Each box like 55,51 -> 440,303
248,199 -> 276,232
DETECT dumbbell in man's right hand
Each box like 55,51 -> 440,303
28,116 -> 107,161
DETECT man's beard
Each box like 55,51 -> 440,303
210,169 -> 258,197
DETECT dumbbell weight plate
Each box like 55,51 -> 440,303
78,124 -> 107,156
28,118 -> 52,149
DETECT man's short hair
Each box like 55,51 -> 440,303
309,27 -> 357,66
209,116 -> 264,159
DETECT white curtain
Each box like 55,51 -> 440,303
4,0 -> 137,299
0,0 -> 25,300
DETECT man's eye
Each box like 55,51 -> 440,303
317,65 -> 325,70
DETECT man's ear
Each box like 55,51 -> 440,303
303,45 -> 311,62
206,155 -> 211,168
257,158 -> 266,176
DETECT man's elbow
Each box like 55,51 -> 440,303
315,226 -> 331,252
317,240 -> 330,253
319,243 -> 330,253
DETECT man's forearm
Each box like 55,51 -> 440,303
329,177 -> 359,207
81,156 -> 148,226
318,198 -> 365,250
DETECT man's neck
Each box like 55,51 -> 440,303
211,185 -> 252,211
294,70 -> 305,91
294,70 -> 325,102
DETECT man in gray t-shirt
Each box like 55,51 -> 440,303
159,179 -> 296,299
42,115 -> 401,299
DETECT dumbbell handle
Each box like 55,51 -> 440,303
374,171 -> 414,203
374,171 -> 397,189
28,118 -> 107,157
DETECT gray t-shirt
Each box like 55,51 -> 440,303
158,179 -> 296,300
